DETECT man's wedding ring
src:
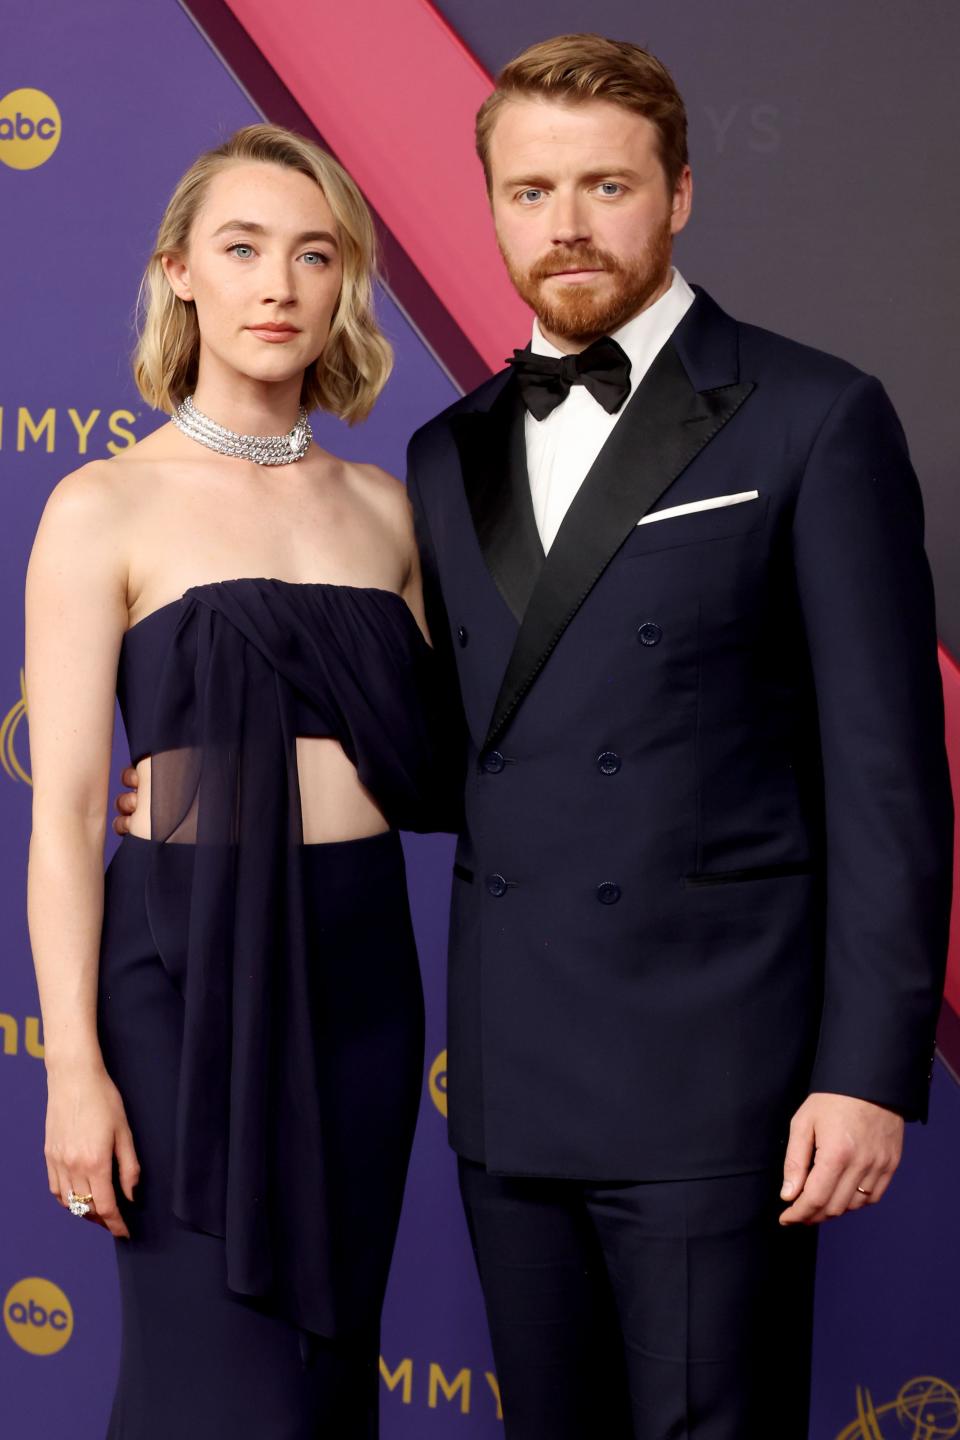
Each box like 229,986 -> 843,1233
67,1190 -> 94,1218
856,1185 -> 871,1196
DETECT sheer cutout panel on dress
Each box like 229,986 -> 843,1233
140,739 -> 389,845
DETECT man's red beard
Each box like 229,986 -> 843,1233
502,219 -> 674,345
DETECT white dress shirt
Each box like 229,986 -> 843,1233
526,267 -> 696,553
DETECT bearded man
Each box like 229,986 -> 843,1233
404,32 -> 953,1440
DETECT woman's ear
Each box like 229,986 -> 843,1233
161,252 -> 193,302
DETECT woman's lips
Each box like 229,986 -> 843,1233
246,326 -> 301,343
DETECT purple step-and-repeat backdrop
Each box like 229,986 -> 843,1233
2,3 -> 958,1436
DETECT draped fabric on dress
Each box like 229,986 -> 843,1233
136,579 -> 456,1338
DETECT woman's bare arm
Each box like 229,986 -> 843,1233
361,465 -> 431,644
25,461 -> 139,1237
401,519 -> 431,645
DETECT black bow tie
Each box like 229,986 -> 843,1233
506,335 -> 632,421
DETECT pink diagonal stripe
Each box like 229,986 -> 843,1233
223,0 -> 529,369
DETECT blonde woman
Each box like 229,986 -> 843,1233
26,125 -> 450,1436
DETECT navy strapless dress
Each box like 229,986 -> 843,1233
96,578 -> 453,1438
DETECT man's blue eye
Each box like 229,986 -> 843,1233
599,183 -> 622,196
520,189 -> 543,203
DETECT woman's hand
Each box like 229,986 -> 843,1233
44,1057 -> 140,1240
112,766 -> 140,837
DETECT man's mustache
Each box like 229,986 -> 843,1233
528,247 -> 621,281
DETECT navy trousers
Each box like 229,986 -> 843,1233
458,1157 -> 818,1440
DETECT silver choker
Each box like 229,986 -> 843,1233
172,395 -> 313,465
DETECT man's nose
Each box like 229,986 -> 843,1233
549,190 -> 591,247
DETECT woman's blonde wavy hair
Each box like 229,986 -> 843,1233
133,124 -> 392,425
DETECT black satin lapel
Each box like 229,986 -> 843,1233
452,381 -> 544,624
485,340 -> 755,746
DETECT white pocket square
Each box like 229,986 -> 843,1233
638,490 -> 760,525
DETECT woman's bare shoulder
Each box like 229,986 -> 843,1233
40,457 -> 127,529
344,459 -> 414,535
43,423 -> 179,521
26,460 -> 130,620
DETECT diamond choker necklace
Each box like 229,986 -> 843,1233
172,394 -> 313,465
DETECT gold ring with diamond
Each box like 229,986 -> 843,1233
67,1190 -> 94,1218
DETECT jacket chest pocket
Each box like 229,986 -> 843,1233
618,492 -> 769,561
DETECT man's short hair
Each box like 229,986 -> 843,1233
476,33 -> 689,196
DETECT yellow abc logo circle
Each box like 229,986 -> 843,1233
429,1049 -> 448,1117
3,1277 -> 74,1355
0,89 -> 62,170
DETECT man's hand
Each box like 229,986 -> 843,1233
112,766 -> 139,836
779,1092 -> 904,1225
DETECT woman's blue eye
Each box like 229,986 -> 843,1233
226,243 -> 329,266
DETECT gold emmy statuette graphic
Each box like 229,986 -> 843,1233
836,1377 -> 960,1440
3,1278 -> 74,1355
1,670 -> 30,785
429,1049 -> 448,1117
0,89 -> 61,170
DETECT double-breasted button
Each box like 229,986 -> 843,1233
596,751 -> 621,775
481,750 -> 506,774
637,621 -> 662,647
486,873 -> 508,898
596,881 -> 621,905
457,626 -> 469,647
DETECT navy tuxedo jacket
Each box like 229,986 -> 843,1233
406,285 -> 954,1181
